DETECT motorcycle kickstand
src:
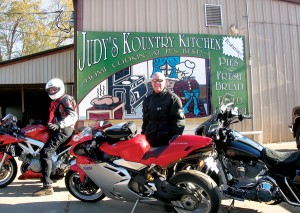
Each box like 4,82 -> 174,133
226,199 -> 235,213
130,198 -> 140,213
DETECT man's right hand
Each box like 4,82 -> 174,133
48,123 -> 60,131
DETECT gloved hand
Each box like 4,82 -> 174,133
48,123 -> 60,131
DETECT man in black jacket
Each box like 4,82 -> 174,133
141,72 -> 185,147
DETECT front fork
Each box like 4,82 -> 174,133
0,145 -> 13,170
69,157 -> 89,183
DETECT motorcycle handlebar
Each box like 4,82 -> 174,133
237,113 -> 252,121
243,114 -> 253,119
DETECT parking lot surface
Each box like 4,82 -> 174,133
1,142 -> 300,213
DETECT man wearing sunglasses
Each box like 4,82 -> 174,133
141,72 -> 185,147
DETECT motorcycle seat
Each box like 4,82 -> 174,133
263,147 -> 300,169
142,145 -> 168,160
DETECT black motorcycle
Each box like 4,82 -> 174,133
183,94 -> 300,209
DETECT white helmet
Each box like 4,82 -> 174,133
45,78 -> 65,100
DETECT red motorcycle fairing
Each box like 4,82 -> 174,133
22,124 -> 80,148
69,163 -> 88,182
100,134 -> 212,168
22,124 -> 50,143
64,134 -> 83,148
0,133 -> 26,145
17,133 -> 85,181
69,135 -> 93,156
18,170 -> 43,180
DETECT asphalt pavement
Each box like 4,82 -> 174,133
1,141 -> 300,213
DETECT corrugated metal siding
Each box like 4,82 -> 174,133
80,0 -> 247,35
247,0 -> 300,143
78,0 -> 300,144
0,47 -> 74,84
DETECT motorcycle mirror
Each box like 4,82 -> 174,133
226,102 -> 234,108
12,116 -> 17,123
220,102 -> 234,114
220,105 -> 227,113
208,124 -> 219,133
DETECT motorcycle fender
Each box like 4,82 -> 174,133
70,164 -> 86,182
0,152 -> 12,160
0,152 -> 12,168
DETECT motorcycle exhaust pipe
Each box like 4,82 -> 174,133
267,176 -> 300,207
282,177 -> 300,207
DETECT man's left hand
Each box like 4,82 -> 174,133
48,123 -> 60,131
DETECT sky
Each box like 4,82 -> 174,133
41,0 -> 51,9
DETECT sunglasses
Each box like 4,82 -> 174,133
46,87 -> 60,95
152,79 -> 164,83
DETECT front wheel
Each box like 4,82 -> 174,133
169,170 -> 221,213
65,170 -> 106,202
0,157 -> 18,188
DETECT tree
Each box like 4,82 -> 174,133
0,0 -> 73,61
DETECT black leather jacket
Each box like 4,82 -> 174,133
141,89 -> 185,147
49,94 -> 78,129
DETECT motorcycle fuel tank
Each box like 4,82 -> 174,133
100,134 -> 151,162
224,130 -> 264,161
21,124 -> 50,143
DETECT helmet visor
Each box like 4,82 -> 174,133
46,86 -> 60,95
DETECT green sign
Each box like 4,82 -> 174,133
77,31 -> 247,120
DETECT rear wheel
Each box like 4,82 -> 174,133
65,170 -> 106,202
0,157 -> 18,188
174,161 -> 221,187
174,161 -> 200,172
169,170 -> 221,213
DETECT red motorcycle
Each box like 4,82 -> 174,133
65,120 -> 221,213
0,113 -> 102,188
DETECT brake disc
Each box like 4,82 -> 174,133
0,167 -> 9,180
180,194 -> 200,211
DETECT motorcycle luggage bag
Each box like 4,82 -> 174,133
104,121 -> 137,143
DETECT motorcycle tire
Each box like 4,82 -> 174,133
174,161 -> 222,187
0,157 -> 18,188
169,170 -> 221,213
65,170 -> 106,202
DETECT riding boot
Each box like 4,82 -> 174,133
32,186 -> 54,196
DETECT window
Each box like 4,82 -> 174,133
160,63 -> 172,77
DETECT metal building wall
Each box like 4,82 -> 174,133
247,0 -> 300,143
0,45 -> 74,84
76,0 -> 300,143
